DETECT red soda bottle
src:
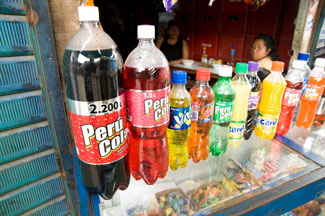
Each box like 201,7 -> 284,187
63,6 -> 129,199
276,60 -> 305,136
123,25 -> 170,185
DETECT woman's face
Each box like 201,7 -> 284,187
167,26 -> 180,39
251,39 -> 271,61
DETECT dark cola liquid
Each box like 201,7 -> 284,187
244,73 -> 261,140
63,49 -> 129,199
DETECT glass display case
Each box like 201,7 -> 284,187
92,132 -> 323,216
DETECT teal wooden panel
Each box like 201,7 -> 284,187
0,0 -> 26,15
31,199 -> 68,216
0,174 -> 64,216
0,56 -> 40,96
0,122 -> 52,164
0,17 -> 33,57
0,150 -> 58,195
0,91 -> 46,132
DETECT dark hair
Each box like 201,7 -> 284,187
254,34 -> 281,61
166,20 -> 180,31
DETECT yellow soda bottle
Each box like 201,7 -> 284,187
255,61 -> 287,140
167,71 -> 192,170
229,63 -> 251,148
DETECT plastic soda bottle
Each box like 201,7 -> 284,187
296,58 -> 325,128
276,60 -> 305,136
229,63 -> 251,147
123,25 -> 170,184
297,53 -> 311,95
255,61 -> 286,140
244,61 -> 261,140
188,68 -> 215,163
63,6 -> 129,199
313,89 -> 325,126
209,65 -> 235,156
167,71 -> 192,170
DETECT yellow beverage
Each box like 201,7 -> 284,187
229,63 -> 251,148
255,61 -> 287,140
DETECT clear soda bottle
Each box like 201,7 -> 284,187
296,58 -> 325,128
297,53 -> 311,95
244,61 -> 261,140
276,60 -> 305,136
209,65 -> 235,156
188,68 -> 215,163
167,71 -> 192,170
229,63 -> 251,148
63,6 -> 129,199
123,25 -> 170,184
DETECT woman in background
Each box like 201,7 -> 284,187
156,20 -> 189,65
251,34 -> 281,80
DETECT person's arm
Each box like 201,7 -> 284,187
156,37 -> 164,49
169,39 -> 190,65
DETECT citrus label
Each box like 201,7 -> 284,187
256,113 -> 279,133
229,121 -> 245,139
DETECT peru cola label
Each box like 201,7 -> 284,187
68,93 -> 128,165
125,87 -> 170,128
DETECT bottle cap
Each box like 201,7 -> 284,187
292,60 -> 305,70
172,71 -> 187,84
314,58 -> 325,67
196,68 -> 210,81
218,65 -> 232,77
137,25 -> 155,39
248,61 -> 259,71
78,6 -> 99,22
235,63 -> 248,74
271,61 -> 285,72
297,53 -> 310,61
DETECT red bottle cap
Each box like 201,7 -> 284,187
196,68 -> 210,81
271,61 -> 285,72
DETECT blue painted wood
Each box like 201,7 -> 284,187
276,135 -> 325,166
0,91 -> 47,131
0,0 -> 26,15
28,0 -> 78,214
91,193 -> 101,216
0,174 -> 65,216
0,56 -> 40,95
0,122 -> 52,164
0,150 -> 58,195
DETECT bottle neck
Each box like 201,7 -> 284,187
218,76 -> 231,81
172,83 -> 186,90
247,70 -> 258,76
195,80 -> 209,86
138,38 -> 155,47
80,21 -> 99,28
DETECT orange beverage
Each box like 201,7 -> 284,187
188,68 -> 215,162
255,61 -> 286,140
296,58 -> 325,128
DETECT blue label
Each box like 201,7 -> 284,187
168,106 -> 191,130
302,78 -> 309,95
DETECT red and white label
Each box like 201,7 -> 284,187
282,88 -> 302,106
125,87 -> 170,128
68,94 -> 128,165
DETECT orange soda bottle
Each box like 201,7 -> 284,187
296,58 -> 325,128
255,61 -> 286,140
188,68 -> 215,162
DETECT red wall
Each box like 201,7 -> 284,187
178,0 -> 299,70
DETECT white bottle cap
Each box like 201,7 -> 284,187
314,58 -> 325,67
137,25 -> 155,39
218,65 -> 233,77
292,60 -> 305,70
78,6 -> 99,22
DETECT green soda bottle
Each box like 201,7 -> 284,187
209,65 -> 235,156
167,71 -> 192,170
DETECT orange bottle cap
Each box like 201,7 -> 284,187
271,61 -> 285,72
196,68 -> 210,81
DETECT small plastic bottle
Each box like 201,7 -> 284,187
167,71 -> 192,170
297,53 -> 311,95
188,68 -> 215,163
201,46 -> 208,66
229,63 -> 251,148
209,65 -> 235,156
227,45 -> 236,67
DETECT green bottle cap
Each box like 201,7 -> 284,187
235,63 -> 248,74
